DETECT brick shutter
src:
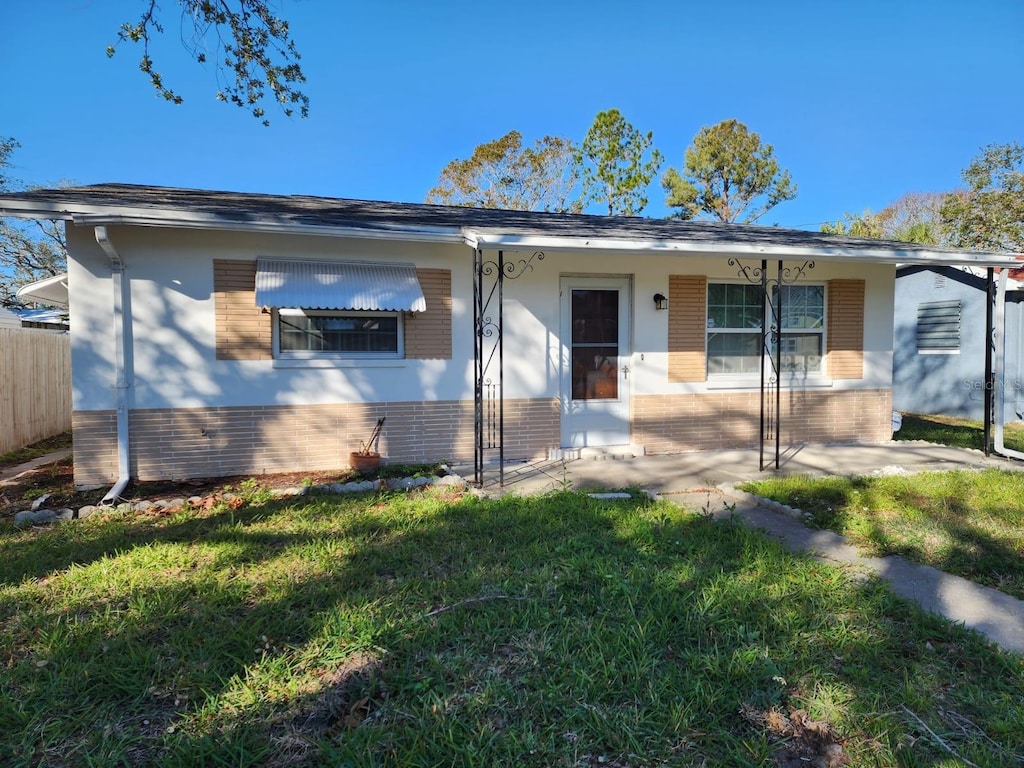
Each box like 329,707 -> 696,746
826,279 -> 865,379
668,275 -> 707,382
405,268 -> 453,359
214,260 -> 271,360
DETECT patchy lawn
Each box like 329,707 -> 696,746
743,469 -> 1024,600
1,488 -> 1021,767
894,411 -> 1024,453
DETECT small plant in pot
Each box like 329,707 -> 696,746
350,417 -> 385,474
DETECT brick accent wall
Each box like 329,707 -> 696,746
827,279 -> 865,379
633,388 -> 893,452
213,260 -> 452,360
405,268 -> 453,359
668,275 -> 707,382
214,259 -> 272,360
71,397 -> 559,484
72,410 -> 120,486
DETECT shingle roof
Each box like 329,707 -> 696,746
0,183 -> 1018,266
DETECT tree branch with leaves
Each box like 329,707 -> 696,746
107,0 -> 308,126
579,109 -> 663,216
0,138 -> 69,308
426,131 -> 582,213
940,142 -> 1024,253
663,119 -> 796,224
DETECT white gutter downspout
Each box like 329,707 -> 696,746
993,269 -> 1024,461
94,226 -> 132,503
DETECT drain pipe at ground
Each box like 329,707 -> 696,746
993,269 -> 1024,461
94,226 -> 132,503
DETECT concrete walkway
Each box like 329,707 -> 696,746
457,441 -> 1024,655
0,448 -> 72,486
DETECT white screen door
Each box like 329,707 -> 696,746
560,276 -> 632,448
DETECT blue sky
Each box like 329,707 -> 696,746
4,0 -> 1022,229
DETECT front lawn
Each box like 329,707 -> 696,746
1,488 -> 1022,767
894,411 -> 1024,453
743,469 -> 1024,599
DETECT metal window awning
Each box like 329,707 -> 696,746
255,259 -> 426,312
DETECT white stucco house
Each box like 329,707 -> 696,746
0,184 -> 1016,493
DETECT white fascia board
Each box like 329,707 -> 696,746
0,200 -> 77,220
70,211 -> 468,245
467,232 -> 1021,268
0,199 -> 467,245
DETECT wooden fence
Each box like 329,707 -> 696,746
0,328 -> 71,455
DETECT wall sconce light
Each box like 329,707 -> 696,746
653,293 -> 668,311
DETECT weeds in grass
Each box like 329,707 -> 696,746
0,489 -> 1021,766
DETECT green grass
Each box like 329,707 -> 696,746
1,488 -> 1022,767
895,411 -> 1024,453
0,431 -> 72,469
743,469 -> 1024,599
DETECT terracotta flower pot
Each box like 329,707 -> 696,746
349,451 -> 381,474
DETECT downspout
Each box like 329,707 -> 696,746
993,269 -> 1024,461
94,226 -> 132,502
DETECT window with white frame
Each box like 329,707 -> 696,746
777,284 -> 825,374
706,283 -> 825,376
275,309 -> 403,358
707,283 -> 763,374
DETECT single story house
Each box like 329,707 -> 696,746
0,184 -> 1017,493
895,265 -> 1024,423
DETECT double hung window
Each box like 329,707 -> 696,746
706,283 -> 825,376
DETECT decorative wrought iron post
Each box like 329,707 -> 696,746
984,267 -> 995,456
729,257 -> 814,470
472,249 -> 545,487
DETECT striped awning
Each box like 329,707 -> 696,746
255,259 -> 426,312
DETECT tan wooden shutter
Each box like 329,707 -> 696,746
826,279 -> 865,379
668,275 -> 707,382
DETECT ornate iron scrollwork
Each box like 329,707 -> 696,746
727,257 -> 816,470
728,257 -> 765,284
474,250 -> 546,487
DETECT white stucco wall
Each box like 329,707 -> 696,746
66,224 -> 895,413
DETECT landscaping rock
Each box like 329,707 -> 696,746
30,494 -> 53,511
435,475 -> 468,488
55,508 -> 74,522
77,505 -> 99,519
135,500 -> 156,512
32,509 -> 57,524
14,511 -> 35,527
187,496 -> 204,506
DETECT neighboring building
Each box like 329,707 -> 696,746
0,307 -> 22,329
894,265 -> 1024,423
0,184 -> 1016,489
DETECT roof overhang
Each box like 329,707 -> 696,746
1,186 -> 1019,269
0,198 -> 467,245
464,231 -> 1022,268
16,272 -> 69,308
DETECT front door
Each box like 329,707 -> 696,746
560,276 -> 632,448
